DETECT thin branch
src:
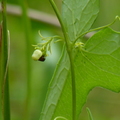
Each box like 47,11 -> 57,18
0,3 -> 95,38
0,3 -> 60,27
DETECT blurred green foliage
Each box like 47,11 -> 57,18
0,0 -> 120,120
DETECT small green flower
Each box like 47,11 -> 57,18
75,42 -> 84,50
32,31 -> 62,62
32,49 -> 42,61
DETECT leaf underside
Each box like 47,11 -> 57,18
62,0 -> 99,41
38,0 -> 120,120
40,0 -> 99,120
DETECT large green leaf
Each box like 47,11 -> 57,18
39,47 -> 71,120
62,0 -> 99,41
39,0 -> 99,120
74,27 -> 120,118
52,27 -> 120,120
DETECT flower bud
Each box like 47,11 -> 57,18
32,49 -> 42,61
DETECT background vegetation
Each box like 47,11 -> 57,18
0,0 -> 120,120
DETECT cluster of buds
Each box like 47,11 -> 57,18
32,31 -> 62,62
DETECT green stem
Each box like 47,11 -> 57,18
68,52 -> 76,120
19,0 -> 32,119
73,15 -> 120,44
49,0 -> 70,49
86,108 -> 94,120
49,0 -> 76,120
1,0 -> 11,120
0,24 -> 2,120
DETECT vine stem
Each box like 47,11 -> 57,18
73,15 -> 120,44
49,0 -> 76,120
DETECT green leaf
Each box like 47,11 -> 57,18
62,0 -> 99,41
56,27 -> 120,120
40,0 -> 99,120
74,27 -> 120,118
39,46 -> 70,120
51,27 -> 120,120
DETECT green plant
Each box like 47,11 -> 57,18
1,0 -> 10,120
35,0 -> 120,120
1,0 -> 120,120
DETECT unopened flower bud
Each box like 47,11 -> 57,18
32,49 -> 42,61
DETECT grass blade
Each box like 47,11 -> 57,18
1,0 -> 11,120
